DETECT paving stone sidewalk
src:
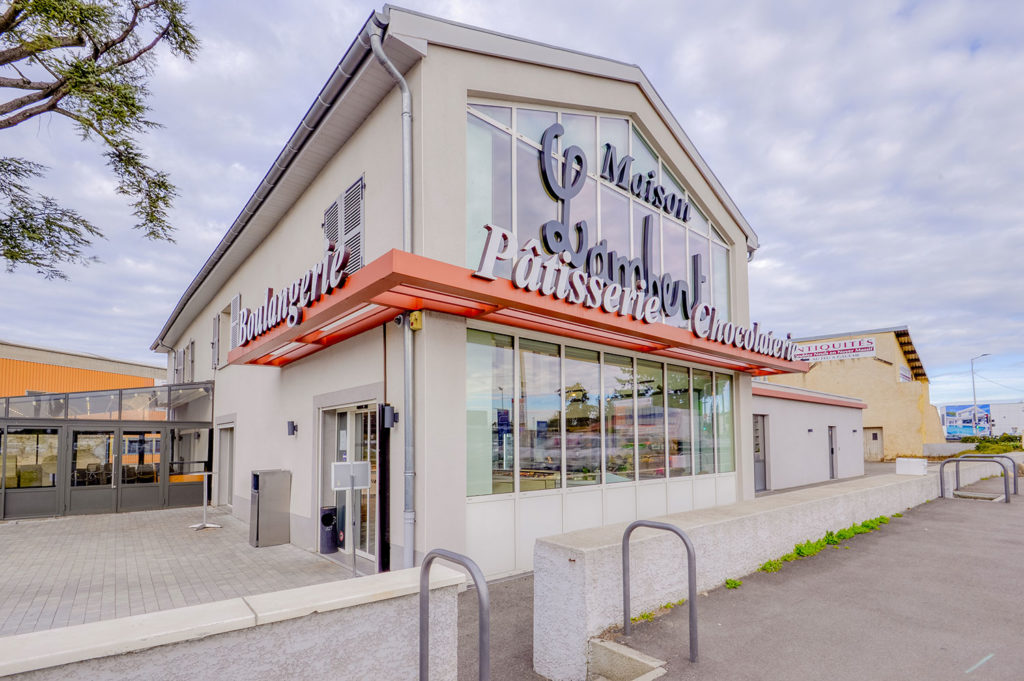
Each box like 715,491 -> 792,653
0,507 -> 349,636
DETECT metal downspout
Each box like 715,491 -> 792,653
368,13 -> 416,569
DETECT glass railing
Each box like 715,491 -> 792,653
0,382 -> 213,423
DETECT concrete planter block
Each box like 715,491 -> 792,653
896,458 -> 928,475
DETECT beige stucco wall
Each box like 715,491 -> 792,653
767,332 -> 944,459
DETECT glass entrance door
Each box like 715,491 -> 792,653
325,405 -> 378,562
2,426 -> 61,518
118,430 -> 165,511
753,414 -> 767,492
68,430 -> 117,514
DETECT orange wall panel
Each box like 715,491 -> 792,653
0,359 -> 156,398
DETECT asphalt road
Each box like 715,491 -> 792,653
458,475 -> 1024,681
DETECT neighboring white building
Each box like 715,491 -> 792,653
938,400 -> 1024,438
751,382 -> 865,492
151,7 -> 810,577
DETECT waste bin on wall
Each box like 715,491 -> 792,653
319,506 -> 338,554
249,469 -> 291,547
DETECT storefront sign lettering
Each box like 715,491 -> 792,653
794,338 -> 875,362
473,122 -> 795,361
235,245 -> 350,346
690,304 -> 796,360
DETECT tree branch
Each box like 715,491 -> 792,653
0,80 -> 65,119
0,35 -> 87,67
0,75 -> 52,90
0,85 -> 68,129
0,4 -> 22,34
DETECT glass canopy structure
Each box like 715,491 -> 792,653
0,382 -> 213,519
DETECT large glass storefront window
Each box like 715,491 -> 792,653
4,428 -> 58,488
466,103 -> 732,316
466,330 -> 514,496
564,347 -> 601,486
465,330 -> 737,494
604,354 -> 635,484
715,374 -> 735,473
693,369 -> 715,475
519,339 -> 562,491
636,360 -> 665,480
666,366 -> 691,476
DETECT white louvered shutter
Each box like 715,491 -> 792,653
323,199 -> 340,247
212,315 -> 220,369
229,295 -> 241,350
174,349 -> 184,382
342,177 -> 364,275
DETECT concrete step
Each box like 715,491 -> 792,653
953,490 -> 1003,501
588,639 -> 666,681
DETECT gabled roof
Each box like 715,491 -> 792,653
793,326 -> 928,381
152,5 -> 759,351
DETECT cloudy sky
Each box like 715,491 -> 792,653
2,0 -> 1022,406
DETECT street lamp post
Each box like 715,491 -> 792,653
970,353 -> 991,436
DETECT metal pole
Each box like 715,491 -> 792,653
351,473 -> 357,578
970,353 -> 991,437
190,471 -> 221,530
621,520 -> 698,662
420,548 -> 489,681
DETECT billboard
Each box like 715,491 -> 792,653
794,338 -> 876,362
942,404 -> 991,438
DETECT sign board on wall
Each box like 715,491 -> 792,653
794,338 -> 875,362
942,404 -> 991,439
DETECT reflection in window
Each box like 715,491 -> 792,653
667,366 -> 691,476
121,387 -> 169,421
519,339 -> 562,491
712,242 -> 730,322
469,104 -> 511,127
604,354 -> 635,483
564,347 -> 600,486
689,231 -> 710,309
600,185 -> 630,262
662,219 -> 688,328
68,391 -> 119,420
693,370 -> 715,475
517,108 -> 557,145
561,113 -> 596,162
716,374 -> 735,473
169,428 -> 208,482
71,432 -> 115,486
169,385 -> 213,421
4,428 -> 58,488
631,125 -> 659,178
466,330 -> 514,496
516,140 -> 556,247
466,113 -> 512,275
600,117 -> 629,157
636,360 -> 665,480
8,395 -> 65,419
121,431 -> 161,484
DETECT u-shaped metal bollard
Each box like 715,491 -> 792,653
420,548 -> 490,681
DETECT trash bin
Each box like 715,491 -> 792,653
319,506 -> 338,554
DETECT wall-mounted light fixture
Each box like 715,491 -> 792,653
807,428 -> 814,433
287,421 -> 298,436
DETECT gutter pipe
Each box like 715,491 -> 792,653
368,11 -> 416,569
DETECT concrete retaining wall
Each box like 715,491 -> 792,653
0,567 -> 464,681
924,442 -> 976,456
534,456 -> 1024,681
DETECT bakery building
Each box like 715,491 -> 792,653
152,7 -> 807,577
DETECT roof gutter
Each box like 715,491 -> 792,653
150,10 -> 385,352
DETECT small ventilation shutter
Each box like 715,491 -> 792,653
229,295 -> 241,350
342,177 -> 364,275
323,200 -> 340,246
211,315 -> 219,369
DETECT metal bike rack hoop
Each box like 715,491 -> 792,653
622,520 -> 698,663
420,548 -> 490,681
940,456 -> 1011,503
953,455 -> 1018,496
